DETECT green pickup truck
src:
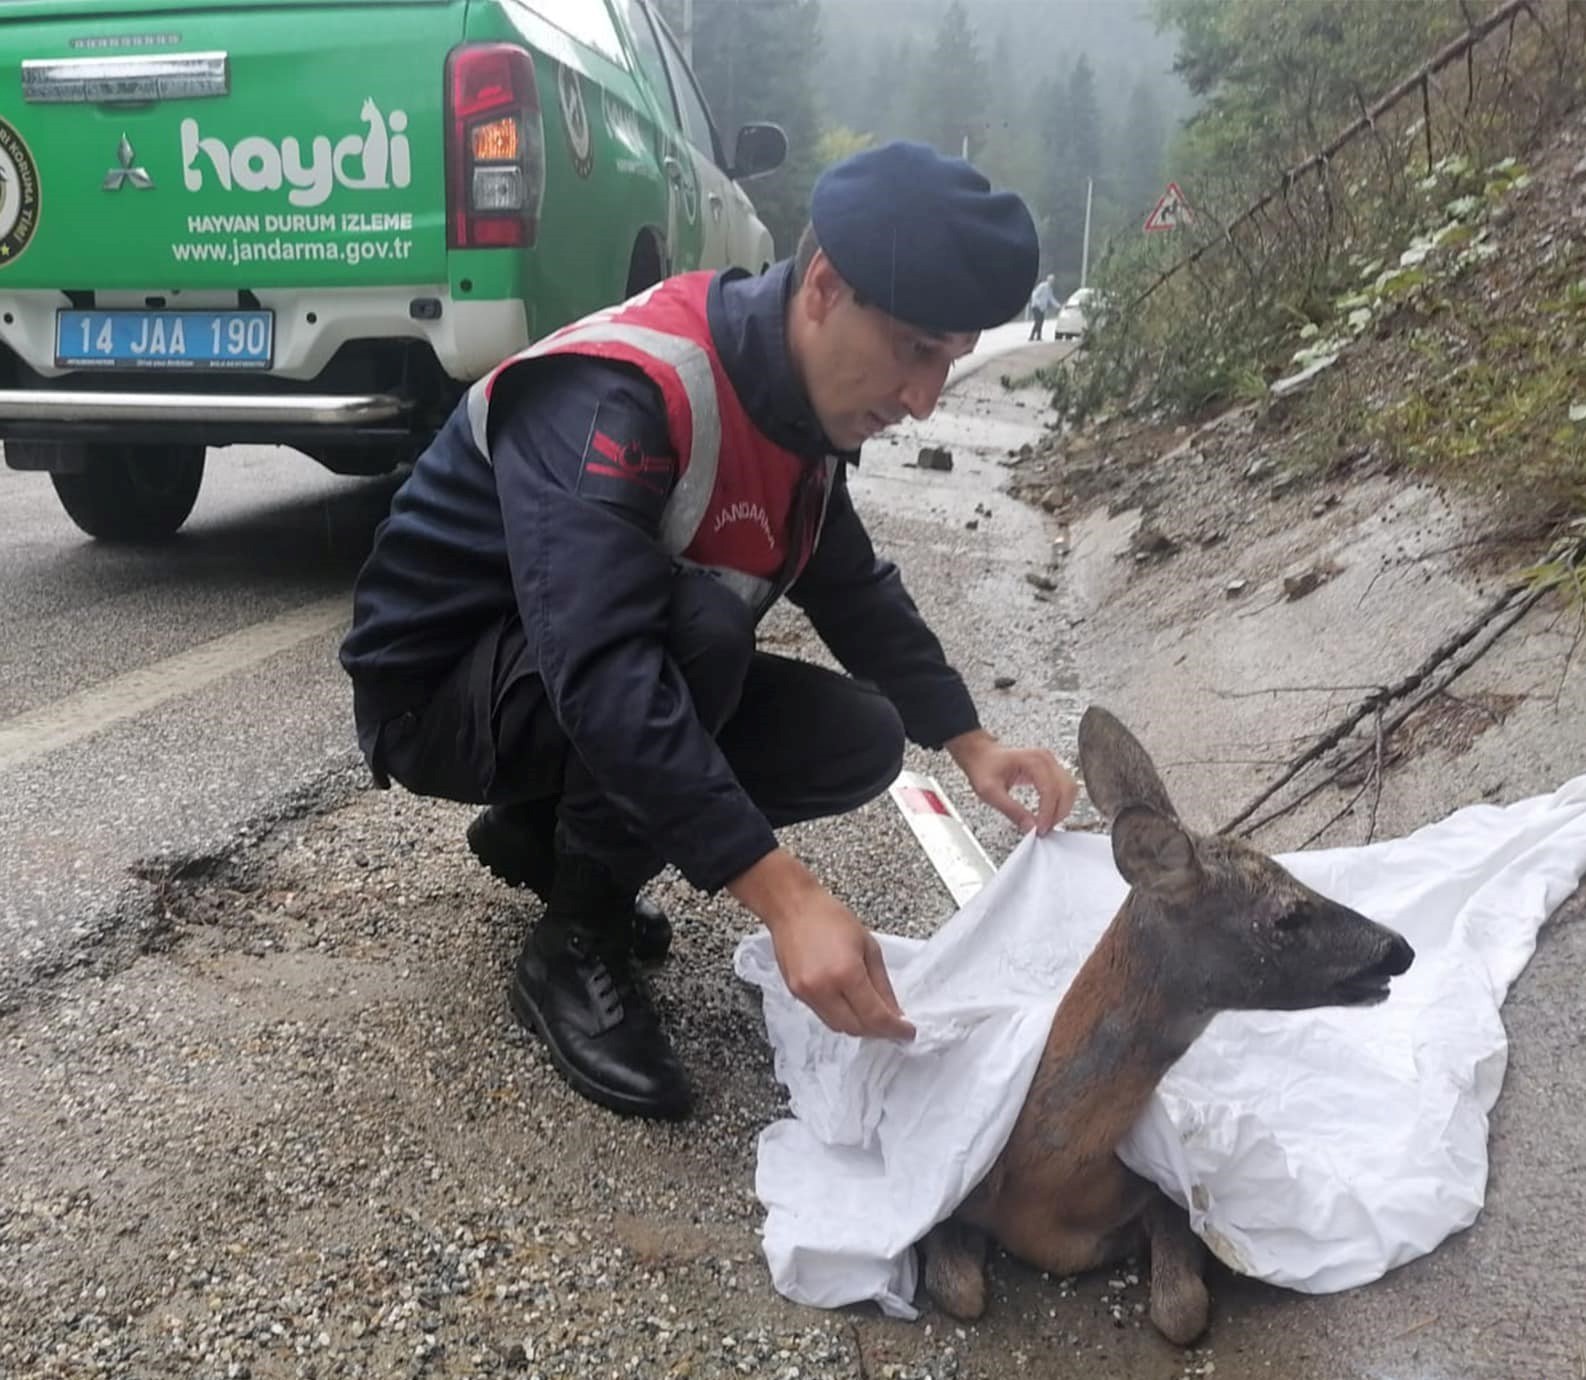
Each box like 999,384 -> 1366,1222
0,0 -> 784,540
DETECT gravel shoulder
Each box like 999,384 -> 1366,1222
6,346 -> 1581,1380
1013,332 -> 1586,1378
2,366 -> 1114,1380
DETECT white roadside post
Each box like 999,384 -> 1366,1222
889,771 -> 997,907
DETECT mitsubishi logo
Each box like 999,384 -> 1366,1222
103,134 -> 153,190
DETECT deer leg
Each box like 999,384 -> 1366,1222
1144,1194 -> 1209,1346
921,1217 -> 990,1320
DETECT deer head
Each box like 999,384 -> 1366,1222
1077,707 -> 1414,1014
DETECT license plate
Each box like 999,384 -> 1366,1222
55,309 -> 274,370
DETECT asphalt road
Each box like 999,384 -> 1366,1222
13,327 -> 1572,1380
1,339 -> 1094,1380
0,445 -> 401,1005
0,318 -> 1055,1008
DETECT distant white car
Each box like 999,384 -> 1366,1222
1053,287 -> 1103,340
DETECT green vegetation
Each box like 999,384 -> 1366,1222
1518,521 -> 1586,605
669,0 -> 1584,530
1368,243 -> 1586,524
661,0 -> 1182,285
1056,0 -> 1584,515
1153,0 -> 1472,198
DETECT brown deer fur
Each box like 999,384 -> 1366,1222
920,706 -> 1414,1345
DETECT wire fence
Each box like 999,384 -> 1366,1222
1061,0 -> 1586,424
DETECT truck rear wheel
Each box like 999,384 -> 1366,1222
49,444 -> 206,542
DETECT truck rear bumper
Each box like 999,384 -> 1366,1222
0,289 -> 527,383
0,388 -> 406,426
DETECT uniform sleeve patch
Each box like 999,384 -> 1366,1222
575,401 -> 678,529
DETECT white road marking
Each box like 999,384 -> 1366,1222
0,596 -> 350,772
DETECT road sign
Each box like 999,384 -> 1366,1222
1144,181 -> 1193,233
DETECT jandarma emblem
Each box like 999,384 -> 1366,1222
0,116 -> 41,264
105,134 -> 154,190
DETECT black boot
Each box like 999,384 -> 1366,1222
508,852 -> 693,1120
467,803 -> 673,964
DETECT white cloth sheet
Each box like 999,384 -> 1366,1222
733,776 -> 1586,1317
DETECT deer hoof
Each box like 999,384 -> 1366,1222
1150,1272 -> 1210,1347
921,1225 -> 988,1321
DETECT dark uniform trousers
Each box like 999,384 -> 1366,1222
370,572 -> 908,890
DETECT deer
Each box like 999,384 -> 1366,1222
919,706 -> 1415,1345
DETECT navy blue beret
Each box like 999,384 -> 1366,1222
809,140 -> 1039,333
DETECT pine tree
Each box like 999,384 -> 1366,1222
977,27 -> 1037,194
1155,0 -> 1469,191
665,0 -> 826,255
883,37 -> 924,143
908,0 -> 988,159
812,15 -> 869,133
1068,54 -> 1103,198
1033,74 -> 1073,279
1118,74 -> 1168,224
852,38 -> 901,140
1030,55 -> 1104,289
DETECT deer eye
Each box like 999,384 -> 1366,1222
1274,904 -> 1309,932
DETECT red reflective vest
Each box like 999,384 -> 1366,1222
464,273 -> 839,614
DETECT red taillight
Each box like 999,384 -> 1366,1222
445,43 -> 545,250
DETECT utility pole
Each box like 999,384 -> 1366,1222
683,0 -> 693,62
1080,176 -> 1093,288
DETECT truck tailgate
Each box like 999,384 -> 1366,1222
0,1 -> 464,290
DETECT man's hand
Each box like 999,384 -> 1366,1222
729,850 -> 915,1042
946,728 -> 1078,835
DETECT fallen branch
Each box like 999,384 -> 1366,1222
1365,704 -> 1388,843
1232,584 -> 1549,836
1561,603 -> 1586,704
1214,682 -> 1387,700
1299,773 -> 1371,848
1300,705 -> 1390,847
1220,579 -> 1545,835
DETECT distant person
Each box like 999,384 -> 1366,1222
1028,274 -> 1059,340
340,142 -> 1078,1122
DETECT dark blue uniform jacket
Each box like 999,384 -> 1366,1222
340,261 -> 980,891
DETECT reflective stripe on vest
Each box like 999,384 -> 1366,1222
464,315 -> 724,558
462,280 -> 840,614
677,561 -> 774,609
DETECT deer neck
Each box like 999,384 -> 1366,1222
1010,905 -> 1210,1166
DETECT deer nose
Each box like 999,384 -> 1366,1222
1380,932 -> 1415,976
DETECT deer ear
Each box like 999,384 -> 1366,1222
1111,805 -> 1200,897
1078,706 -> 1178,822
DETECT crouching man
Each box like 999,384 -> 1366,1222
340,141 -> 1077,1120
